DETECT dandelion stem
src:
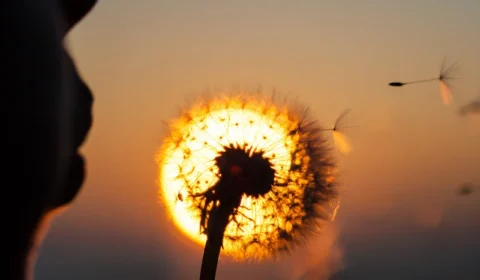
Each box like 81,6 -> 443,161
199,193 -> 240,280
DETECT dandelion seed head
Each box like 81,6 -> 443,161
156,93 -> 338,261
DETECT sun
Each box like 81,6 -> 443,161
156,94 -> 337,260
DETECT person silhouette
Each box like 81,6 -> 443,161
2,1 -> 97,279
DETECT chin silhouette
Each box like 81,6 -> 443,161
3,1 -> 97,279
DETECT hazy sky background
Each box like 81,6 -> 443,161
36,1 -> 480,279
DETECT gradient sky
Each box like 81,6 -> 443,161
36,1 -> 480,279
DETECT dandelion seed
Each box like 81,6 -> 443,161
389,58 -> 458,105
458,96 -> 480,117
321,109 -> 353,155
156,92 -> 339,279
457,181 -> 477,196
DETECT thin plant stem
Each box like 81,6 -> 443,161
199,196 -> 239,280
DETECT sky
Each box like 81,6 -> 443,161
36,1 -> 480,279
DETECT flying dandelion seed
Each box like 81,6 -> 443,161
458,96 -> 480,117
457,181 -> 477,196
321,109 -> 353,155
389,58 -> 458,105
156,93 -> 339,279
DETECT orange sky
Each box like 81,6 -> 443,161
37,1 -> 480,279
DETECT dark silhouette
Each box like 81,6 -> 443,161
199,148 -> 276,280
2,1 -> 97,279
388,82 -> 405,87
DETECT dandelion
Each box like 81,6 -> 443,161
156,92 -> 339,280
389,58 -> 458,105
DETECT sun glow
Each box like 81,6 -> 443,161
156,94 -> 337,260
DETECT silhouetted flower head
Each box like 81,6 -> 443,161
156,93 -> 338,260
